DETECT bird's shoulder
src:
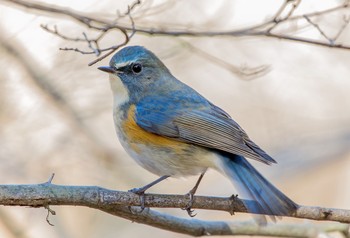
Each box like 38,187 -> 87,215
137,90 -> 210,112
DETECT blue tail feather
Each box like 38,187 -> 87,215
219,153 -> 297,219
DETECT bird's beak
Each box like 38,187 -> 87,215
98,66 -> 117,74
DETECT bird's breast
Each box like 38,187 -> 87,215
118,104 -> 186,153
113,104 -> 217,176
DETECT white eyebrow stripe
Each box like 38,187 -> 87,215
114,61 -> 134,69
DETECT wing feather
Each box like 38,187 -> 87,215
135,97 -> 276,165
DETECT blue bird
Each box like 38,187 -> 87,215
98,46 -> 298,222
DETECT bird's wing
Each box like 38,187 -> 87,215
135,96 -> 276,165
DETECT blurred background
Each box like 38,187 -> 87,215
0,0 -> 349,237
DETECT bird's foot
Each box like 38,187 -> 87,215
181,172 -> 205,217
182,190 -> 197,217
128,187 -> 146,213
127,175 -> 171,214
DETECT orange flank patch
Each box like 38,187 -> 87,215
122,105 -> 186,153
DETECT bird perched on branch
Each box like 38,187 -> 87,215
98,45 -> 297,222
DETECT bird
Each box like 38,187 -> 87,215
98,45 -> 298,222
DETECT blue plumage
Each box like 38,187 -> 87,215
99,45 -> 298,221
219,153 -> 297,219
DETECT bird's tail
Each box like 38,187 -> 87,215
218,153 -> 298,221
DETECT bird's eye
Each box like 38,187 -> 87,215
131,63 -> 142,74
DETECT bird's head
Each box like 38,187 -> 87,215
99,46 -> 171,106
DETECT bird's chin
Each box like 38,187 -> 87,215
109,74 -> 129,107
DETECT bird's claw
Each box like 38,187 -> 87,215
182,192 -> 197,217
182,206 -> 197,217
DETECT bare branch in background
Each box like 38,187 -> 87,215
0,182 -> 349,237
334,15 -> 350,41
40,24 -> 87,42
0,33 -> 132,177
303,15 -> 335,44
181,40 -> 271,80
267,0 -> 302,32
1,0 -> 350,66
304,14 -> 350,45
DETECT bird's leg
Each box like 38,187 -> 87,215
129,175 -> 170,211
182,171 -> 206,217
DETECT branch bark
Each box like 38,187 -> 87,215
0,182 -> 349,237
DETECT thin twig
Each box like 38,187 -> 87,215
288,0 -> 350,21
46,173 -> 55,184
284,0 -> 302,21
40,24 -> 86,41
45,205 -> 56,226
3,0 -> 350,65
87,28 -> 130,66
267,0 -> 302,32
303,15 -> 334,44
334,15 -> 350,41
182,40 -> 271,80
265,31 -> 350,49
56,1 -> 137,64
116,0 -> 141,18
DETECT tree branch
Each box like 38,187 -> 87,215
180,40 -> 271,80
0,182 -> 349,237
2,0 -> 350,65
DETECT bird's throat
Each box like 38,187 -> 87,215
109,74 -> 129,108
